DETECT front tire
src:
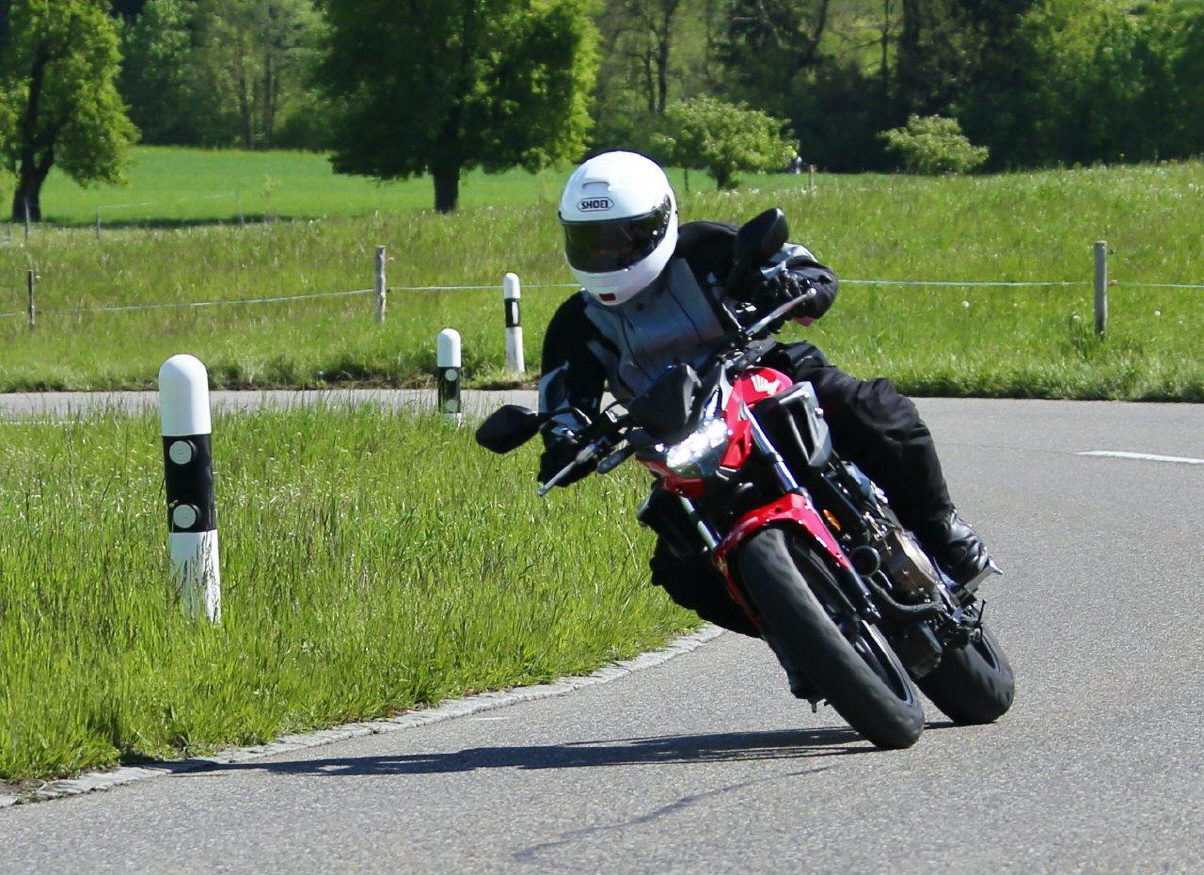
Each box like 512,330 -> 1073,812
737,527 -> 925,750
918,617 -> 1014,724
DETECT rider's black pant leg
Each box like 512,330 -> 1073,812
649,538 -> 760,637
773,342 -> 955,530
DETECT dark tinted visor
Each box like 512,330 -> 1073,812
562,196 -> 672,273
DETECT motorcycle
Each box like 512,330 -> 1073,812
475,208 -> 1014,749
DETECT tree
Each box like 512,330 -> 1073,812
654,96 -> 794,188
605,0 -> 683,116
719,0 -> 831,115
591,0 -> 717,153
0,0 -> 136,221
119,0 -> 196,145
882,114 -> 987,173
1174,7 -> 1204,157
193,0 -> 322,149
318,0 -> 598,213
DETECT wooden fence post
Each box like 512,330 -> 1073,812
1094,241 -> 1107,336
375,245 -> 387,322
23,198 -> 30,241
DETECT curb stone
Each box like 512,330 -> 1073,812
0,624 -> 723,809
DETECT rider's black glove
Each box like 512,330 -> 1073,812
752,271 -> 817,317
537,426 -> 595,488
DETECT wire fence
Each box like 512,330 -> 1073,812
2,261 -> 1201,324
0,256 -> 1199,327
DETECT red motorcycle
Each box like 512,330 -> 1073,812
477,210 -> 1013,749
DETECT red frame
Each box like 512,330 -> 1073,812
638,366 -> 852,627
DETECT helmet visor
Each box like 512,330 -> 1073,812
562,197 -> 673,273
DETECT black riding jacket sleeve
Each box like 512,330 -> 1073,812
538,220 -> 838,433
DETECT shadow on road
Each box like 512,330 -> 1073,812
193,726 -> 881,778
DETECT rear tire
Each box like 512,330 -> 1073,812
918,618 -> 1015,725
737,527 -> 925,750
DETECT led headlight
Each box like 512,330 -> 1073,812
664,417 -> 731,478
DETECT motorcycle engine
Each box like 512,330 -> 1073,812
879,528 -> 942,601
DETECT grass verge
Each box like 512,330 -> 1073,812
0,157 -> 1201,399
0,405 -> 694,783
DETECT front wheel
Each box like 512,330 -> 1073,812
918,616 -> 1014,725
737,527 -> 925,750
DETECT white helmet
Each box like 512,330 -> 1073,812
558,151 -> 678,306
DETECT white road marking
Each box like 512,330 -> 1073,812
1079,451 -> 1204,465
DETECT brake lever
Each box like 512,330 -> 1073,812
536,418 -> 630,496
744,289 -> 817,338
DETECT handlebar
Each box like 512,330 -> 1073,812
535,287 -> 816,496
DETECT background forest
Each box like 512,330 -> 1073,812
101,0 -> 1204,170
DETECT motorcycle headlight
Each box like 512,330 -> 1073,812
664,417 -> 730,478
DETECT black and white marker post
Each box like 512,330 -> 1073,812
502,272 -> 525,376
158,354 -> 221,622
437,328 -> 462,425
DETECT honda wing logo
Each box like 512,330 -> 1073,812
578,197 -> 613,212
750,374 -> 780,395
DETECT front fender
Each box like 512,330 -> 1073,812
715,491 -> 850,582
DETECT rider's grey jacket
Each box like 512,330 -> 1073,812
539,220 -> 839,433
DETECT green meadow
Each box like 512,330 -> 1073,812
0,148 -> 1201,399
0,406 -> 694,784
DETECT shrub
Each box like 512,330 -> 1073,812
882,115 -> 989,175
653,97 -> 795,189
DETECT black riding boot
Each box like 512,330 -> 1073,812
774,343 -> 995,585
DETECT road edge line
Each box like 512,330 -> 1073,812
1,624 -> 723,809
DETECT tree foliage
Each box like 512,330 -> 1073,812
653,96 -> 794,188
882,114 -> 988,174
0,0 -> 136,221
720,0 -> 830,114
23,0 -> 1204,187
319,0 -> 598,212
120,0 -> 323,149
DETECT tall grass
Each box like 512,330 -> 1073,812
0,157 -> 1201,399
0,406 -> 693,783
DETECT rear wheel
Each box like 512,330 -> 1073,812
737,527 -> 925,750
918,614 -> 1014,724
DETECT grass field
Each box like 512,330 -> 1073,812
0,405 -> 694,784
1,149 -> 1202,400
23,146 -> 709,226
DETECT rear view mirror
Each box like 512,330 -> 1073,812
727,208 -> 790,295
628,363 -> 702,443
475,405 -> 541,454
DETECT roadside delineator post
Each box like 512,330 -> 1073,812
437,328 -> 462,425
26,269 -> 35,330
1094,241 -> 1108,336
375,245 -> 387,323
809,164 -> 816,194
502,273 -> 525,376
158,354 -> 221,623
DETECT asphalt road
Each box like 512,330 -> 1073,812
2,396 -> 1202,874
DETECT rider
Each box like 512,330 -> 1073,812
538,150 -> 993,640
